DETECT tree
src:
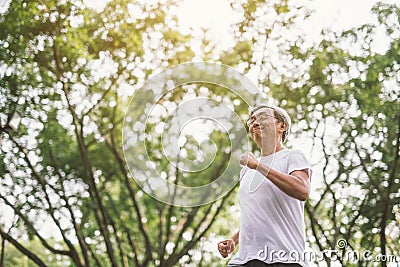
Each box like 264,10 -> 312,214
2,0 -> 398,266
0,0 -> 238,266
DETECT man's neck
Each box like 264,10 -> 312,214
261,143 -> 284,157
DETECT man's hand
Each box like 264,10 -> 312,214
217,239 -> 235,258
240,152 -> 259,169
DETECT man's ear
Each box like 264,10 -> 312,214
279,122 -> 287,132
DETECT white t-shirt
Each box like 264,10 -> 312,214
229,149 -> 312,267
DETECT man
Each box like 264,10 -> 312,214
217,104 -> 312,267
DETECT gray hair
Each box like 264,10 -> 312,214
250,104 -> 291,142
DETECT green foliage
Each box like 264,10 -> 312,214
1,0 -> 399,266
0,0 -> 217,266
1,238 -> 71,267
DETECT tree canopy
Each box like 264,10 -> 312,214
0,0 -> 399,266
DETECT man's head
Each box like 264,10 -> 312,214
247,104 -> 291,143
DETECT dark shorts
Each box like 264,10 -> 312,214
227,260 -> 302,267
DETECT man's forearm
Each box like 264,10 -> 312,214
257,163 -> 310,201
231,229 -> 239,245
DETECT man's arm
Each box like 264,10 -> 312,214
230,229 -> 239,245
241,152 -> 310,201
259,166 -> 310,201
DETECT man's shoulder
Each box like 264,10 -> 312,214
281,149 -> 306,157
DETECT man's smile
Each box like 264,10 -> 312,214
251,126 -> 264,133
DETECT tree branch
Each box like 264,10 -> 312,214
0,227 -> 47,267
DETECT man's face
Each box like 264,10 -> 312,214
247,108 -> 279,145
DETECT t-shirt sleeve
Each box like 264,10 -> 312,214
287,150 -> 312,179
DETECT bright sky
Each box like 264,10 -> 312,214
177,0 -> 383,31
177,0 -> 397,52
